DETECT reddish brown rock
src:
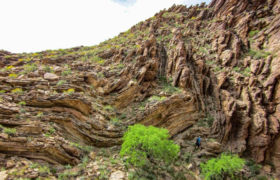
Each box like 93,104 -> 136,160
1,0 -> 280,178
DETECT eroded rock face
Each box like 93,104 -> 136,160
0,0 -> 280,178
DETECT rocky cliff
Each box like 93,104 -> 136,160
0,0 -> 280,179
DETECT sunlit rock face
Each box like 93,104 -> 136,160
1,0 -> 280,178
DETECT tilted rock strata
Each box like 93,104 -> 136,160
0,0 -> 280,178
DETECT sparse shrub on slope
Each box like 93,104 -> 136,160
201,153 -> 245,180
120,124 -> 180,167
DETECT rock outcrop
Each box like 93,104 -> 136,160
0,0 -> 280,179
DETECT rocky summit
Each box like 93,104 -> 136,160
0,0 -> 280,179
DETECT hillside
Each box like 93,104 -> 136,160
0,0 -> 280,179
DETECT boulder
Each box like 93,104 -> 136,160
0,171 -> 8,180
109,171 -> 125,180
43,73 -> 59,80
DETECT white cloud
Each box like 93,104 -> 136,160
0,0 -> 209,53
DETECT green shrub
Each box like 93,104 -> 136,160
214,66 -> 222,72
97,72 -> 104,78
70,142 -> 93,153
120,124 -> 180,167
206,60 -> 215,65
57,80 -> 67,86
91,56 -> 105,65
43,65 -> 53,72
110,117 -> 120,126
36,111 -> 44,117
249,30 -> 260,38
23,63 -> 37,73
116,63 -> 125,69
61,66 -> 72,76
18,101 -> 26,106
182,152 -> 193,163
45,127 -> 56,137
242,67 -> 251,77
38,165 -> 51,174
233,67 -> 241,72
3,127 -> 16,135
201,153 -> 245,180
104,105 -> 114,111
248,49 -> 271,59
159,77 -> 181,94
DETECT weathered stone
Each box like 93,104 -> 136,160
6,160 -> 15,168
220,50 -> 233,65
109,170 -> 125,180
43,73 -> 59,80
0,171 -> 8,180
0,0 -> 280,178
89,151 -> 96,160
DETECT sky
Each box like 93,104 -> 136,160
0,0 -> 210,53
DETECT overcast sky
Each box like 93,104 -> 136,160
0,0 -> 210,53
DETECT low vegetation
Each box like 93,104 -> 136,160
120,124 -> 180,167
63,88 -> 75,95
0,125 -> 17,135
61,66 -> 72,76
57,80 -> 67,86
248,49 -> 271,59
22,63 -> 37,73
200,153 -> 245,180
11,88 -> 23,94
148,95 -> 166,102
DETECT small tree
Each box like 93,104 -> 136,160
120,124 -> 179,167
200,153 -> 245,180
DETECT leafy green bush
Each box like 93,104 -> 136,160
4,127 -> 16,135
120,124 -> 179,167
201,153 -> 245,180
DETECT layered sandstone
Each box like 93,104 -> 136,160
0,0 -> 280,179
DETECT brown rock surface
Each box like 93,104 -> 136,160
1,0 -> 280,178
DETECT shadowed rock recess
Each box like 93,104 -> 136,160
0,0 -> 280,179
